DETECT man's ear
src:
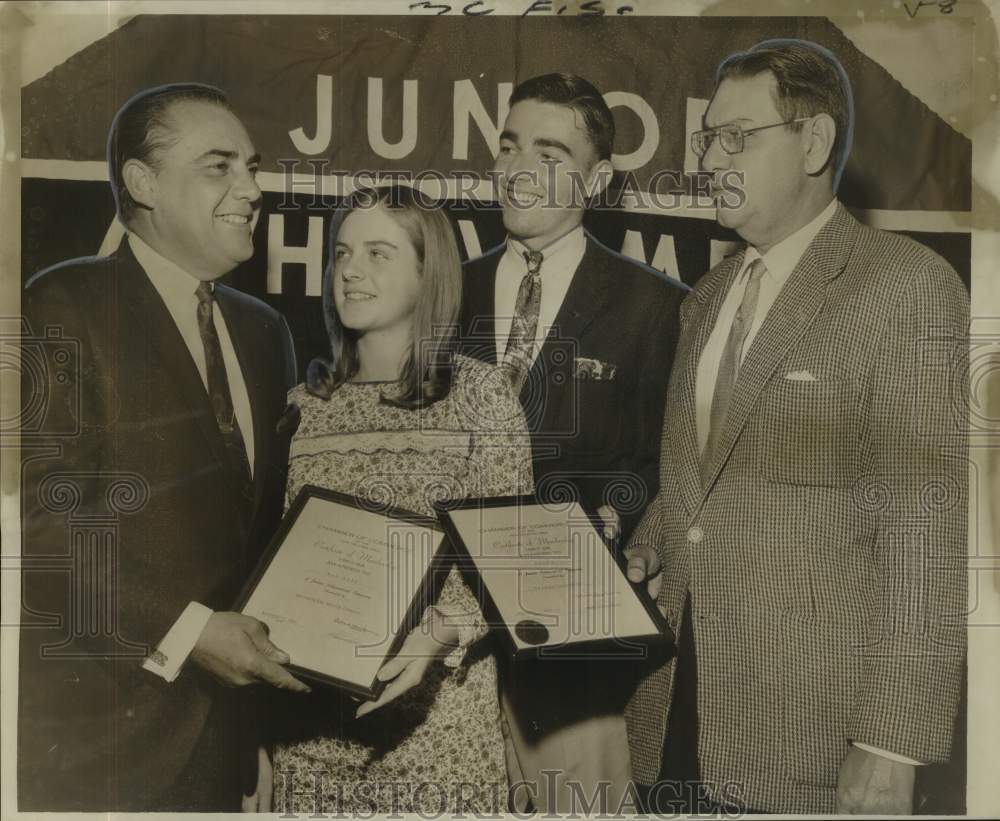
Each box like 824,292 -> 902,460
584,157 -> 614,199
803,113 -> 837,177
122,158 -> 157,211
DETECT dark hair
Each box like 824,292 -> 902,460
306,185 -> 461,409
715,39 -> 854,188
509,73 -> 615,163
107,83 -> 230,225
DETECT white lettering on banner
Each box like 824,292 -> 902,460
452,80 -> 512,161
267,214 -> 325,296
457,219 -> 483,259
649,234 -> 682,281
98,219 -> 126,257
286,75 -> 667,166
289,74 -> 333,156
621,230 -> 682,281
684,97 -> 710,173
710,238 -> 743,268
604,91 -> 660,172
368,78 -> 419,160
620,229 -> 646,265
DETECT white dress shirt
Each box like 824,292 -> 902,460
693,198 -> 920,767
494,226 -> 587,363
695,197 -> 838,454
129,232 -> 255,682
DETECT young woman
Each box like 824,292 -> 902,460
268,184 -> 532,815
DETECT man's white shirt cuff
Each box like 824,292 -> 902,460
142,602 -> 213,682
852,741 -> 924,766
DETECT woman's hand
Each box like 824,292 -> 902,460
355,607 -> 458,718
240,745 -> 274,812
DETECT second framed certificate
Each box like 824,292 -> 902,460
237,486 -> 450,699
436,495 -> 672,660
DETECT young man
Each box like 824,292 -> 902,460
19,83 -> 308,812
625,40 -> 967,815
459,73 -> 685,812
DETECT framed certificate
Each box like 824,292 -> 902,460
435,495 -> 672,660
236,486 -> 450,699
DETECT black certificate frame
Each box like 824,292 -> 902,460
235,485 -> 451,700
434,494 -> 674,662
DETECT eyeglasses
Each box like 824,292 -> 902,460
690,117 -> 813,157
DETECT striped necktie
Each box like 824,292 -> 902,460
701,257 -> 767,484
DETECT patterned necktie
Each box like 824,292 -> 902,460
702,257 -> 767,484
195,282 -> 252,489
503,250 -> 544,393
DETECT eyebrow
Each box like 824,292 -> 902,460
702,116 -> 754,129
498,130 -> 574,157
534,137 -> 573,156
195,149 -> 262,165
335,240 -> 399,250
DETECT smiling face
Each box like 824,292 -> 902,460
493,99 -> 609,250
135,100 -> 262,280
701,71 -> 811,252
332,204 -> 423,340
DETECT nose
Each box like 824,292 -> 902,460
700,134 -> 731,173
340,259 -> 363,281
232,165 -> 262,203
496,150 -> 537,188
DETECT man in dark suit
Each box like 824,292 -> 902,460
625,40 -> 967,815
18,83 -> 310,812
458,73 -> 685,812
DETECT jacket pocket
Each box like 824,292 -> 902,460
763,378 -> 859,487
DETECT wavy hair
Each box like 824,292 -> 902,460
306,184 -> 461,409
107,83 -> 230,225
715,39 -> 855,189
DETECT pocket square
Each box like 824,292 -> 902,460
574,357 -> 617,381
784,370 -> 817,382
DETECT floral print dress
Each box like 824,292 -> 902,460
272,355 -> 533,815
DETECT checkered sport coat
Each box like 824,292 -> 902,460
624,203 -> 968,813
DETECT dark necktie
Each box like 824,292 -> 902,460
701,257 -> 767,485
195,282 -> 252,488
503,249 -> 543,393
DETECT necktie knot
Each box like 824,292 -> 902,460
746,257 -> 767,284
524,250 -> 543,277
195,281 -> 214,306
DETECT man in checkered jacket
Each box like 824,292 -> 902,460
624,39 -> 967,815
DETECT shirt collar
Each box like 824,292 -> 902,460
128,232 -> 214,304
744,197 -> 838,284
504,225 -> 587,273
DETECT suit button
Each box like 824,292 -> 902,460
687,525 -> 705,544
530,720 -> 541,733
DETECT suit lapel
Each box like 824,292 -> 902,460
115,240 -> 237,482
698,205 -> 858,498
547,235 -> 614,344
522,236 -> 613,399
675,251 -> 746,515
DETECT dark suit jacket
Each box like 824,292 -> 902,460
459,233 -> 685,540
18,238 -> 296,811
